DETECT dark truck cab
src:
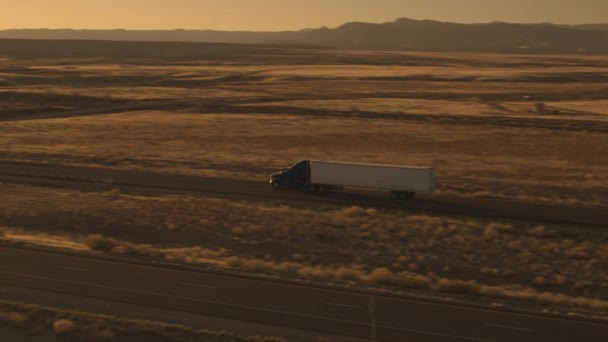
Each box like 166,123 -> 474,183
270,160 -> 311,190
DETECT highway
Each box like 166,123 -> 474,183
0,247 -> 606,341
1,160 -> 607,226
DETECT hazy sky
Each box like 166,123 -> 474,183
2,0 -> 607,30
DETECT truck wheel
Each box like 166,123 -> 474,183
307,184 -> 319,193
271,182 -> 281,190
391,192 -> 414,200
400,192 -> 415,200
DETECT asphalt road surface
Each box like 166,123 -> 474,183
0,160 -> 606,226
0,247 -> 606,341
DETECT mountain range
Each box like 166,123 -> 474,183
2,18 -> 608,54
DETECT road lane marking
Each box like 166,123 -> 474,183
0,271 -> 496,342
485,323 -> 533,332
322,302 -> 365,310
180,282 -> 217,289
56,266 -> 89,272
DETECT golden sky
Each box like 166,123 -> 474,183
2,0 -> 606,30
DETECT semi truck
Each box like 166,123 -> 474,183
269,160 -> 434,199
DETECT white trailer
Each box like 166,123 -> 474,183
309,161 -> 434,198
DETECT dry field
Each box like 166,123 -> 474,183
1,49 -> 607,206
1,45 -> 608,320
2,183 -> 607,318
1,110 -> 606,206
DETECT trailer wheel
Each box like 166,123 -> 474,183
400,192 -> 415,200
307,184 -> 319,193
391,191 -> 415,200
320,185 -> 333,193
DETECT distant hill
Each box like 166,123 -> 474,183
0,28 -> 295,44
2,18 -> 608,54
294,19 -> 608,54
573,24 -> 608,31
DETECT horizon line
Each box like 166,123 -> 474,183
1,17 -> 606,32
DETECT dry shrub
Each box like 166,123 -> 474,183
275,262 -> 299,274
162,247 -> 225,264
84,234 -> 118,252
600,244 -> 608,258
433,278 -> 480,295
336,267 -> 365,282
528,225 -> 547,237
240,259 -> 275,272
225,257 -> 275,272
365,208 -> 379,216
53,319 -> 76,335
164,222 -> 179,231
0,310 -> 28,327
565,244 -> 591,259
90,326 -> 116,339
394,271 -> 432,288
398,256 -> 411,263
225,257 -> 244,268
483,222 -> 513,239
118,243 -> 162,258
533,276 -> 546,286
297,266 -> 334,279
367,267 -> 394,284
553,274 -> 568,286
433,226 -> 446,237
232,227 -> 245,235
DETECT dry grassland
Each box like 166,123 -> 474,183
1,46 -> 607,319
1,111 -> 606,206
2,184 -> 607,317
1,51 -> 607,206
